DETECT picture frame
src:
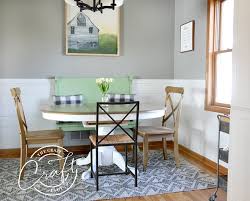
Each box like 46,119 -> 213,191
65,3 -> 120,56
180,20 -> 195,53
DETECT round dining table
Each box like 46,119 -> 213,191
41,103 -> 165,180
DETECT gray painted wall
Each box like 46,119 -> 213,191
174,0 -> 207,79
0,0 -> 175,78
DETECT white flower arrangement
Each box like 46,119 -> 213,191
96,78 -> 113,95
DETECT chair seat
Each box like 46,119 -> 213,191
138,126 -> 174,137
26,129 -> 64,143
89,134 -> 134,146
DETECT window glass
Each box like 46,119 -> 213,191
215,52 -> 232,104
71,26 -> 75,34
220,0 -> 234,50
77,14 -> 86,26
89,27 -> 93,34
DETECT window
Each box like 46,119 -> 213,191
89,27 -> 93,34
71,26 -> 75,34
77,14 -> 86,26
205,0 -> 234,114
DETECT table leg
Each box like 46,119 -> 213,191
76,153 -> 91,166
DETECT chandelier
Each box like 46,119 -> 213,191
65,0 -> 124,12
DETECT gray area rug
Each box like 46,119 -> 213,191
0,150 -> 216,201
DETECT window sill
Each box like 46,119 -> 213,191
205,104 -> 230,115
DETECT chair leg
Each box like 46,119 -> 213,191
96,145 -> 99,191
25,144 -> 28,159
174,140 -> 180,167
143,135 -> 149,171
90,143 -> 93,178
131,129 -> 140,162
19,144 -> 27,179
57,139 -> 64,170
134,143 -> 138,187
131,145 -> 134,162
125,144 -> 128,174
162,137 -> 168,160
131,145 -> 140,162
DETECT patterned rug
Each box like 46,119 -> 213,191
0,150 -> 216,201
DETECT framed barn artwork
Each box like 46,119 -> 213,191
65,3 -> 120,56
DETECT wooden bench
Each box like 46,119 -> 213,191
54,77 -> 134,132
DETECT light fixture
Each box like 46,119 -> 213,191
64,0 -> 124,13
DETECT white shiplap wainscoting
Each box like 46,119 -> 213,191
133,79 -> 229,166
0,79 -> 229,165
0,79 -> 57,149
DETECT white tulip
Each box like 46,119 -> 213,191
96,78 -> 102,84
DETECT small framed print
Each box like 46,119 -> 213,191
180,20 -> 195,53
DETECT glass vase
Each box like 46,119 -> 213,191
101,93 -> 109,103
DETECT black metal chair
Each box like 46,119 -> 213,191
89,101 -> 139,191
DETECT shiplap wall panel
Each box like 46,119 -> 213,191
0,79 -> 57,149
133,79 -> 229,165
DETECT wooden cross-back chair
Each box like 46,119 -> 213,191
138,86 -> 184,171
10,88 -> 64,179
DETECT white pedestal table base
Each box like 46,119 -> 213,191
76,127 -> 137,181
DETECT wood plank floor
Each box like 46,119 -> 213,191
108,188 -> 227,201
105,148 -> 228,201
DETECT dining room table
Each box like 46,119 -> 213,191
41,103 -> 165,181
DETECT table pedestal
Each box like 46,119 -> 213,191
76,147 -> 136,180
76,127 -> 137,181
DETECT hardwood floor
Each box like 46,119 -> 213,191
108,188 -> 227,201
106,146 -> 228,201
